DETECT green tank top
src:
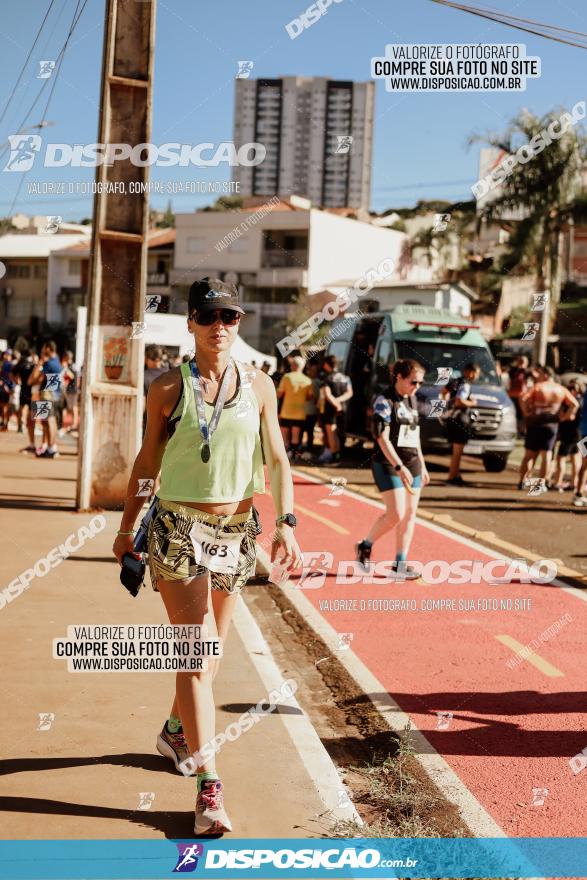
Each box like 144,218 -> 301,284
159,360 -> 265,503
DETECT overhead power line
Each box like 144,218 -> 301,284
429,0 -> 587,50
4,0 -> 90,215
0,0 -> 58,127
0,0 -> 89,161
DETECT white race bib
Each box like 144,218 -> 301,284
189,520 -> 244,574
397,423 -> 420,448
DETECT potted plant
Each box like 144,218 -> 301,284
103,336 -> 127,380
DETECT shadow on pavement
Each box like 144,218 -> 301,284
0,753 -> 178,777
0,795 -> 198,839
0,499 -> 74,511
219,702 -> 303,716
340,692 -> 587,757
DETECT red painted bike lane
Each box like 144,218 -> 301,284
256,472 -> 587,837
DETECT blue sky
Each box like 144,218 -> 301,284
0,0 -> 585,219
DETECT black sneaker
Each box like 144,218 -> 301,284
446,475 -> 465,486
356,541 -> 372,571
36,448 -> 59,458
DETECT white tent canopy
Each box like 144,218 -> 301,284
144,313 -> 276,371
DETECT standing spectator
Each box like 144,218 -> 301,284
28,341 -> 62,458
443,362 -> 481,486
573,386 -> 587,506
508,355 -> 530,436
13,349 -> 36,451
61,350 -> 80,433
0,350 -> 15,429
302,361 -> 321,453
518,365 -> 579,490
551,380 -> 584,492
277,355 -> 313,458
317,354 -> 353,464
144,345 -> 167,397
8,350 -> 21,430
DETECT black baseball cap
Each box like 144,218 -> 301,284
188,277 -> 245,316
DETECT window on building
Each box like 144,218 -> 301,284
68,260 -> 80,276
33,264 -> 47,279
6,264 -> 31,278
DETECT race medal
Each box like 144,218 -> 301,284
189,357 -> 235,464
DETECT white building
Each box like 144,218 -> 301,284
0,231 -> 91,337
233,76 -> 374,210
171,198 -> 406,352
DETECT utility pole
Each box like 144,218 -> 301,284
76,0 -> 156,509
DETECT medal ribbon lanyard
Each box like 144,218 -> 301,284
189,358 -> 235,462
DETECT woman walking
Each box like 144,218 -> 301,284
356,359 -> 429,580
113,278 -> 302,836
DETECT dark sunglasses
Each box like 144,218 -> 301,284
191,309 -> 241,327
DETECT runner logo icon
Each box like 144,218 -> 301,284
173,843 -> 204,872
4,134 -> 42,172
296,551 -> 334,589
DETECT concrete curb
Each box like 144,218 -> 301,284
235,595 -> 362,827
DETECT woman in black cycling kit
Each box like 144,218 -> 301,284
356,359 -> 429,580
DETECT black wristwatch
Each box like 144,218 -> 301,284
276,513 -> 297,529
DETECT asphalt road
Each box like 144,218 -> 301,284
300,444 -> 587,578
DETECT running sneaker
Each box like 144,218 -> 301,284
20,445 -> 36,454
573,495 -> 587,508
356,541 -> 372,572
156,724 -> 192,774
195,779 -> 233,835
391,561 -> 421,581
446,475 -> 465,487
317,449 -> 334,464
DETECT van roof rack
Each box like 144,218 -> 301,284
407,319 -> 478,330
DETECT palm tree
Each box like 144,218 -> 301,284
470,107 -> 586,362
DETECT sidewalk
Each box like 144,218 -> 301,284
0,431 -> 354,840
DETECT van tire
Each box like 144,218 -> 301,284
482,452 -> 508,473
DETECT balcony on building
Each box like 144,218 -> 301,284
257,230 -> 309,288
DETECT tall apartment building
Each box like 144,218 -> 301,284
233,76 -> 374,211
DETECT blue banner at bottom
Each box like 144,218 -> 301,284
0,837 -> 586,879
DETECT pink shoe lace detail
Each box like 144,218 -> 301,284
168,731 -> 187,749
199,782 -> 223,810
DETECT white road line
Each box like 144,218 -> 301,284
291,467 -> 587,605
233,594 -> 362,826
256,545 -> 504,839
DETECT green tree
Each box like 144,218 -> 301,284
158,199 -> 175,228
201,195 -> 243,212
470,106 -> 586,361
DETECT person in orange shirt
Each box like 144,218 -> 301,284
518,365 -> 579,490
277,355 -> 314,458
